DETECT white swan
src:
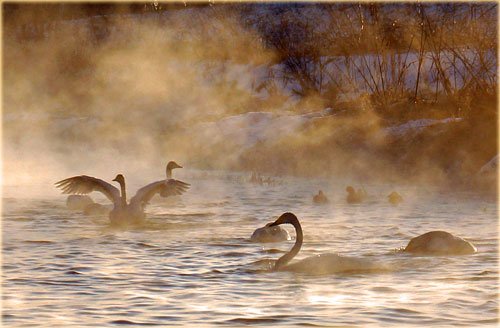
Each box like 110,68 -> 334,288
66,195 -> 94,210
269,212 -> 388,274
251,222 -> 291,243
55,173 -> 189,225
160,161 -> 183,197
65,194 -> 111,215
404,231 -> 477,255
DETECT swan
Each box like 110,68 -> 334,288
268,212 -> 388,274
66,195 -> 111,215
404,231 -> 477,255
55,173 -> 189,225
346,186 -> 366,204
66,195 -> 94,210
387,191 -> 403,205
313,190 -> 328,204
251,222 -> 291,243
160,161 -> 184,197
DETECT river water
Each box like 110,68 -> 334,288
2,171 -> 498,327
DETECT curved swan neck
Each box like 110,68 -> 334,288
275,218 -> 303,269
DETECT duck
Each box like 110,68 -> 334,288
404,231 -> 477,255
346,186 -> 366,204
313,190 -> 328,204
387,191 -> 403,205
55,173 -> 189,225
160,161 -> 184,197
268,212 -> 388,274
251,222 -> 291,243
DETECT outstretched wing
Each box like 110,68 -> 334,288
130,179 -> 190,207
160,179 -> 190,197
55,175 -> 121,204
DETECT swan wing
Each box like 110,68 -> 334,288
160,178 -> 190,197
131,179 -> 190,207
55,175 -> 121,204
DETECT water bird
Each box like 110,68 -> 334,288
269,212 -> 387,274
66,195 -> 111,215
404,231 -> 477,255
66,195 -> 94,210
346,186 -> 366,204
160,161 -> 183,197
387,191 -> 403,205
55,173 -> 190,225
251,222 -> 291,243
313,190 -> 328,204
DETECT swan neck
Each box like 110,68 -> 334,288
166,168 -> 172,179
275,219 -> 303,270
119,179 -> 127,206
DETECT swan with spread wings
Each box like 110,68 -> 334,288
55,168 -> 189,225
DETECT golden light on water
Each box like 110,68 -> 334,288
2,3 -> 497,327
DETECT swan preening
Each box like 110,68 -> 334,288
404,231 -> 477,255
313,190 -> 328,204
251,222 -> 291,243
268,212 -> 388,274
56,165 -> 190,225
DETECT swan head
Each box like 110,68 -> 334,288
112,174 -> 125,184
269,212 -> 298,227
167,161 -> 183,171
318,190 -> 324,195
346,186 -> 355,193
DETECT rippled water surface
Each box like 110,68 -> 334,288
2,172 -> 498,327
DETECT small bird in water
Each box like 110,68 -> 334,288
387,191 -> 403,205
346,186 -> 366,204
313,190 -> 328,204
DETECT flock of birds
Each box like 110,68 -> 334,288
56,161 -> 477,274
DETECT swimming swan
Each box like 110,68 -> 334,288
66,195 -> 111,215
269,212 -> 388,274
160,161 -> 183,197
55,173 -> 189,225
404,231 -> 477,255
251,222 -> 291,243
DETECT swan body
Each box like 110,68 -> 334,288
251,222 -> 291,243
388,191 -> 403,205
56,170 -> 189,225
346,186 -> 366,204
313,190 -> 328,204
83,202 -> 111,216
404,231 -> 477,255
269,213 -> 387,274
66,195 -> 94,210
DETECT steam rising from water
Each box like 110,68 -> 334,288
3,11 -> 274,189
